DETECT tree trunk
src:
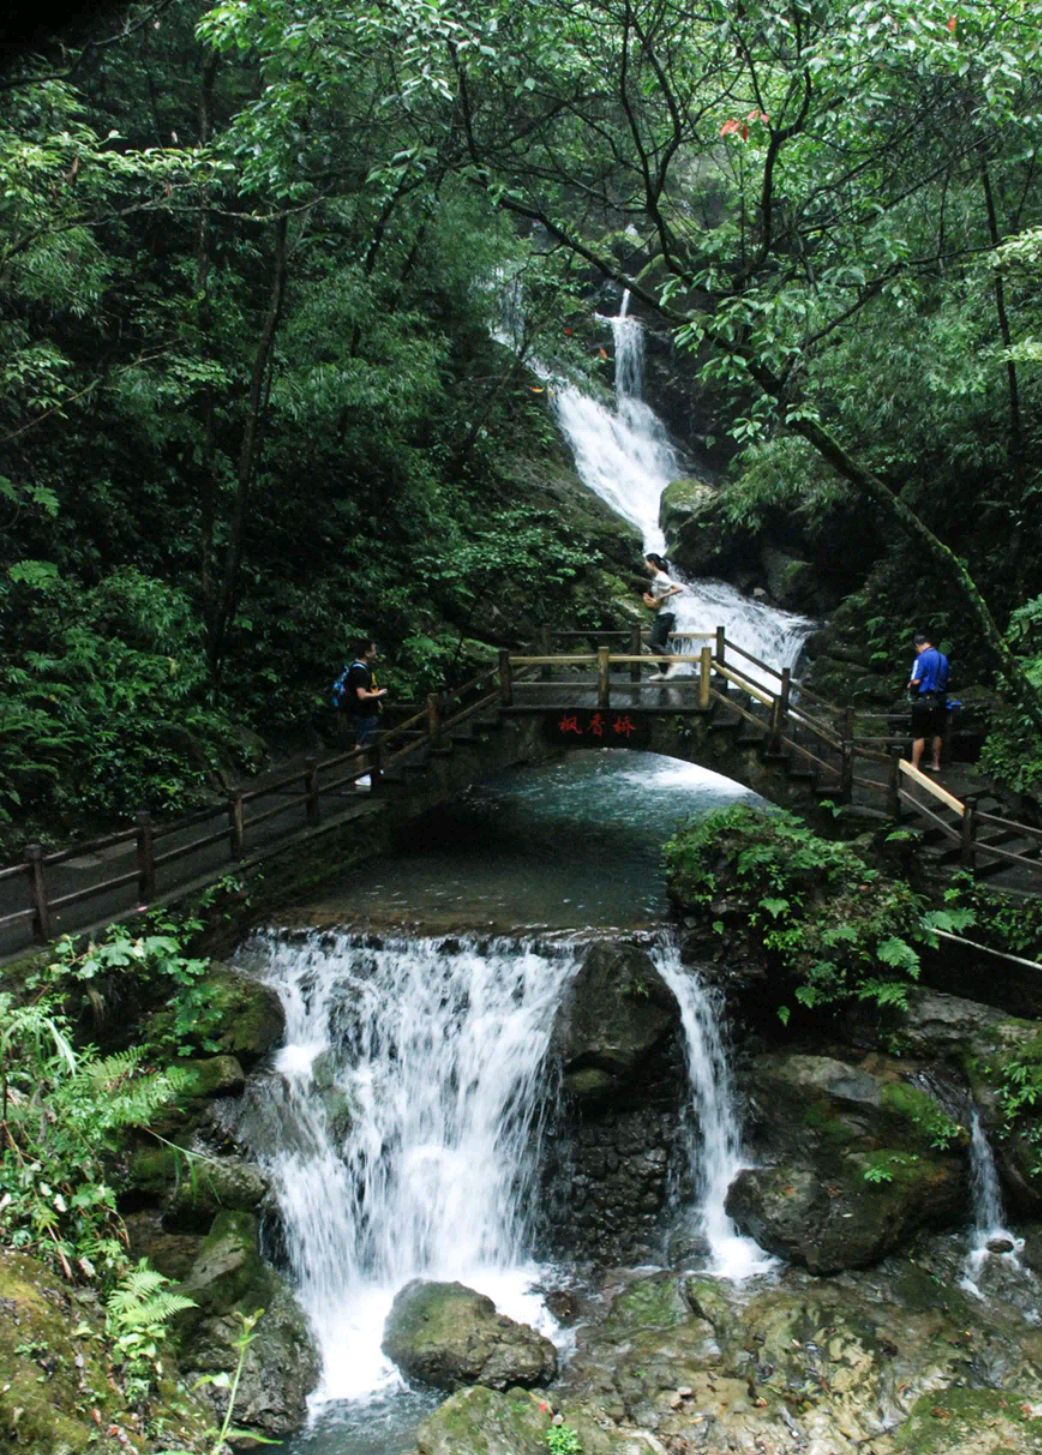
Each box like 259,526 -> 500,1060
206,213 -> 289,675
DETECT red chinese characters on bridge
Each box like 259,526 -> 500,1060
557,712 -> 637,739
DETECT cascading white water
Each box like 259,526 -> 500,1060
960,1109 -> 1023,1296
553,291 -> 813,677
652,939 -> 774,1280
242,931 -> 578,1405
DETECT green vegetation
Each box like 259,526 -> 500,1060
545,1424 -> 583,1455
665,805 -> 973,1017
1,0 -> 1041,847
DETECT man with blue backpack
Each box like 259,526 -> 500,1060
332,637 -> 387,790
908,631 -> 950,774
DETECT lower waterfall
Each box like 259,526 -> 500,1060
242,932 -> 579,1405
235,924 -> 771,1419
653,940 -> 773,1279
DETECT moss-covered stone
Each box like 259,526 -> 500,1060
383,1280 -> 557,1392
126,1145 -> 269,1231
603,1272 -> 689,1332
884,1387 -> 1042,1454
201,964 -> 285,1067
0,1250 -> 210,1454
726,1151 -> 965,1274
176,1054 -> 245,1101
413,1385 -> 550,1455
176,1210 -> 319,1436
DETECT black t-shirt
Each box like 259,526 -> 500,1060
346,660 -> 380,717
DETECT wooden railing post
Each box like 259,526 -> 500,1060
498,649 -> 513,706
538,625 -> 552,682
961,796 -> 978,870
597,645 -> 611,708
768,667 -> 791,751
304,756 -> 321,826
629,624 -> 642,683
427,692 -> 442,747
839,708 -> 854,802
715,625 -> 726,667
135,810 -> 156,903
887,748 -> 902,819
26,843 -> 53,943
699,645 -> 712,710
229,793 -> 245,859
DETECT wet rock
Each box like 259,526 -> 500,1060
726,1155 -> 964,1274
202,964 -> 286,1068
413,1385 -> 550,1455
659,476 -> 715,542
124,1210 -> 205,1281
177,1054 -> 246,1101
556,941 -> 678,1099
544,1289 -> 580,1324
127,1144 -> 270,1232
176,1209 -> 319,1437
729,1051 -> 968,1271
882,1388 -> 1042,1454
383,1281 -> 557,1392
761,544 -> 827,613
559,1257 -> 1042,1455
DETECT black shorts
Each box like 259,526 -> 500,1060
911,698 -> 946,738
351,714 -> 380,747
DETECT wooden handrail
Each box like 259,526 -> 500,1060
898,759 -> 966,816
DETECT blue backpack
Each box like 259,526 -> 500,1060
330,666 -> 351,709
331,660 -> 367,709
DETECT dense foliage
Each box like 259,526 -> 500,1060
665,805 -> 975,1018
3,0 -> 1042,841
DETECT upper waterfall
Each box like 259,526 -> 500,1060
552,290 -> 814,675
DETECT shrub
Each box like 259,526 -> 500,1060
665,805 -> 970,1019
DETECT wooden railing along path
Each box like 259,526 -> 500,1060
3,627 -> 1040,955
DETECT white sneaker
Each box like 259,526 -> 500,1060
355,773 -> 372,791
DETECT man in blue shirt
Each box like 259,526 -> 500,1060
908,632 -> 950,773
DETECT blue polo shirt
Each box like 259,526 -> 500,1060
910,647 -> 949,696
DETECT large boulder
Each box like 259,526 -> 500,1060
727,1052 -> 968,1272
760,544 -> 828,614
176,1210 -> 319,1437
413,1386 -> 550,1455
554,940 -> 678,1103
413,1386 -> 633,1455
383,1281 -> 556,1392
127,1145 -> 271,1232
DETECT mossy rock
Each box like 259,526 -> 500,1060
175,1054 -> 245,1101
383,1280 -> 557,1392
203,964 -> 285,1067
0,1250 -> 210,1454
726,1152 -> 966,1274
176,1210 -> 319,1437
603,1272 -> 690,1333
659,476 -> 715,538
885,1386 -> 1042,1454
126,1146 -> 269,1232
413,1385 -> 550,1455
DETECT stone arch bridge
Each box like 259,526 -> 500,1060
4,629 -> 1040,960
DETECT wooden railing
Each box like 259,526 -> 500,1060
4,627 -> 1041,951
